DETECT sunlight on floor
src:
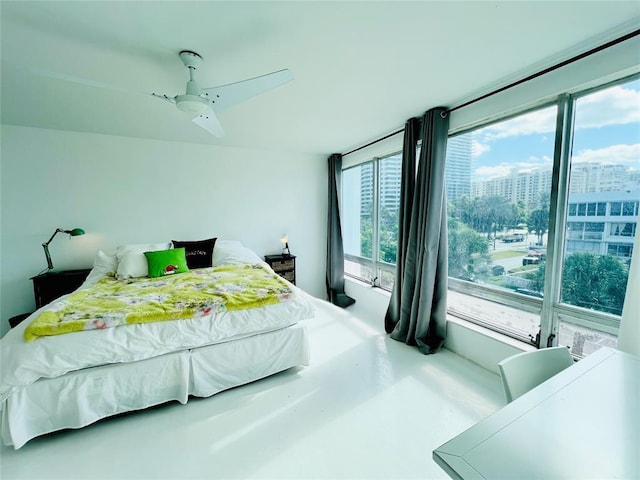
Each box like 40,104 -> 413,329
0,298 -> 503,480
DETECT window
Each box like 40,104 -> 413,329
622,201 -> 636,216
444,76 -> 639,357
577,203 -> 586,216
610,202 -> 622,215
560,77 -> 639,332
446,105 -> 556,341
342,153 -> 401,289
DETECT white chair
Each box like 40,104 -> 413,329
498,347 -> 574,403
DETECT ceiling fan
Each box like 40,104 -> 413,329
26,50 -> 293,137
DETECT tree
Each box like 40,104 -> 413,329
528,193 -> 550,245
560,252 -> 628,315
528,208 -> 548,244
451,195 -> 516,245
378,205 -> 399,264
360,212 -> 373,259
448,217 -> 490,281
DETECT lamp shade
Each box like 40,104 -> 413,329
69,228 -> 85,236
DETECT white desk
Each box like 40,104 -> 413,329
433,347 -> 639,480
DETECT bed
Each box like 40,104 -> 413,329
0,240 -> 314,449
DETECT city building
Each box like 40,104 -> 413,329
566,190 -> 638,259
445,135 -> 472,200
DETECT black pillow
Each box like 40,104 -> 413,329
171,238 -> 217,269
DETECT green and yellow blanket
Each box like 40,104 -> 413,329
25,264 -> 293,342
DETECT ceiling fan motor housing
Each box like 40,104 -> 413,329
176,94 -> 209,115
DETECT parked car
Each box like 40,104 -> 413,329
522,251 -> 546,266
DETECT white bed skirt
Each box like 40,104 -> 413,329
2,324 -> 309,449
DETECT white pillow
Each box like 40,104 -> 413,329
115,242 -> 171,280
81,250 -> 117,287
93,250 -> 117,277
213,240 -> 264,266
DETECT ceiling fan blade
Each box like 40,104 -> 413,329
192,110 -> 225,137
202,69 -> 293,112
150,93 -> 177,105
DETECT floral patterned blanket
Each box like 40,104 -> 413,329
24,264 -> 293,342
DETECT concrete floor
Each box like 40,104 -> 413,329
0,299 -> 503,480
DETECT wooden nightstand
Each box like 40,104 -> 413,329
264,254 -> 296,285
30,269 -> 92,309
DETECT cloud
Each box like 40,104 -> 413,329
474,165 -> 515,179
479,107 -> 556,140
474,155 -> 554,180
574,84 -> 640,129
475,80 -> 639,140
471,140 -> 490,157
572,143 -> 640,167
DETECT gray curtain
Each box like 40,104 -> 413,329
385,117 -> 420,333
385,108 -> 449,354
326,153 -> 356,308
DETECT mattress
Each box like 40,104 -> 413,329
2,323 -> 309,449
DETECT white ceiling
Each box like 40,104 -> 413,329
2,1 -> 639,156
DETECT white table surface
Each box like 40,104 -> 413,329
433,346 -> 640,480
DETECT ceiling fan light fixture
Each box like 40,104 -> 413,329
175,95 -> 209,115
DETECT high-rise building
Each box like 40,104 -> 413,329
359,154 -> 402,216
445,135 -> 472,200
569,163 -> 638,193
378,154 -> 402,214
471,169 -> 552,211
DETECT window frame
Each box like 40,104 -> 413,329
444,73 -> 639,353
342,152 -> 402,289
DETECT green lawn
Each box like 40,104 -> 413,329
489,250 -> 526,260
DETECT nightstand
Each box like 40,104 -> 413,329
31,269 -> 92,309
264,254 -> 296,285
9,312 -> 32,329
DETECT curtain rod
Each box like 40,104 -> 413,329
343,27 -> 640,157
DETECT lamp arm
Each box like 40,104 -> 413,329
43,228 -> 64,247
42,228 -> 64,271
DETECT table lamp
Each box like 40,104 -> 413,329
280,234 -> 291,256
42,227 -> 85,271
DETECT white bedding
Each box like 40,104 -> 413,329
2,323 -> 310,449
0,240 -> 315,448
0,241 -> 315,404
1,282 -> 313,404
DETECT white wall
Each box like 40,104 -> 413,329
0,125 -> 327,336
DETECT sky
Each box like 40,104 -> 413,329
469,77 -> 640,180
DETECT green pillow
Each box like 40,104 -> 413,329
144,248 -> 189,278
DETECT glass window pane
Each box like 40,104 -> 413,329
568,204 -> 577,216
610,202 -> 622,215
342,163 -> 375,283
377,153 -> 401,265
445,105 -> 557,338
623,201 -> 635,216
577,203 -> 586,215
561,78 -> 640,356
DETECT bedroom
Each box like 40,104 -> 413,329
1,1 -> 639,478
